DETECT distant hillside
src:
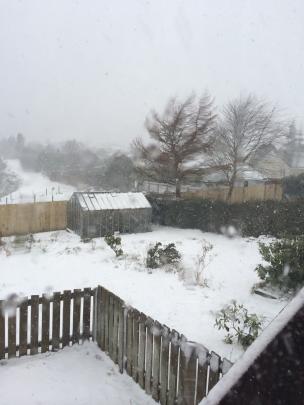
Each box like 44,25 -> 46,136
0,159 -> 75,204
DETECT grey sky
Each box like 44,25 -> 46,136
0,0 -> 303,149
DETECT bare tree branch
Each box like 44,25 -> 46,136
210,94 -> 287,201
133,93 -> 217,196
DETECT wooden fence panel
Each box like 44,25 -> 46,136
52,292 -> 61,351
196,344 -> 209,404
108,294 -> 114,359
177,335 -> 187,402
19,299 -> 28,357
221,358 -> 233,376
62,290 -> 71,347
104,289 -> 109,353
179,341 -> 197,405
0,201 -> 67,237
208,351 -> 221,393
132,309 -> 140,383
138,313 -> 147,389
126,309 -> 133,376
83,288 -> 91,340
152,320 -> 161,402
117,299 -> 125,373
160,325 -> 170,404
112,296 -> 119,364
30,295 -> 39,355
181,183 -> 283,203
99,287 -> 106,351
8,309 -> 16,358
73,289 -> 81,344
145,317 -> 153,396
41,295 -> 50,353
94,286 -> 102,348
0,301 -> 4,359
168,330 -> 179,405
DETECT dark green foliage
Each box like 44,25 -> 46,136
215,301 -> 263,348
283,173 -> 304,199
104,234 -> 123,257
256,237 -> 304,292
148,197 -> 304,238
146,242 -> 181,269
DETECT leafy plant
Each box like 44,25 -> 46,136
104,234 -> 123,257
255,237 -> 304,292
215,301 -> 263,348
146,242 -> 181,269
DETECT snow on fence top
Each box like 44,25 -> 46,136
74,192 -> 151,211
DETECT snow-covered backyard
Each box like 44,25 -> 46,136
0,341 -> 154,405
0,226 -> 288,361
0,159 -> 75,204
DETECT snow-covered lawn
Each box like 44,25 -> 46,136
0,226 -> 287,361
0,341 -> 154,405
0,159 -> 75,204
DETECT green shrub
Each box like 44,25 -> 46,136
104,234 -> 123,257
215,300 -> 263,348
255,237 -> 304,292
146,242 -> 181,269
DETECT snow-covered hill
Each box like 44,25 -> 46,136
0,160 -> 75,204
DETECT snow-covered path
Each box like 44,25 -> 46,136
0,159 -> 75,204
0,226 -> 287,361
0,341 -> 154,405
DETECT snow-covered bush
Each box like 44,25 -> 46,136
104,234 -> 123,257
25,234 -> 35,251
194,240 -> 213,286
215,300 -> 263,348
146,242 -> 181,269
255,237 -> 304,293
12,234 -> 34,252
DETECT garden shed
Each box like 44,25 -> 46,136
67,192 -> 152,239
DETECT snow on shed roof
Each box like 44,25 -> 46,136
74,192 -> 151,211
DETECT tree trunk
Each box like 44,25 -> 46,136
226,172 -> 236,202
175,179 -> 181,198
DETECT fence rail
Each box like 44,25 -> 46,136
140,181 -> 283,203
0,286 -> 232,404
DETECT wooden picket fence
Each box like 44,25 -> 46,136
0,286 -> 232,404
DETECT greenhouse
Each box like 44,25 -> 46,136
67,191 -> 152,239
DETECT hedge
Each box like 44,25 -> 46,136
148,197 -> 304,238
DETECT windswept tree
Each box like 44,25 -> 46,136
211,95 -> 286,201
133,93 -> 216,197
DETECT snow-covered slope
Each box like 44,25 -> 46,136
0,160 -> 75,204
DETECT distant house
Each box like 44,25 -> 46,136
288,148 -> 304,176
251,143 -> 304,179
250,145 -> 291,179
67,192 -> 152,239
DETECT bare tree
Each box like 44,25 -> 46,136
133,94 -> 216,197
211,95 -> 285,201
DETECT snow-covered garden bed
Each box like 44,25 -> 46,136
0,226 -> 287,361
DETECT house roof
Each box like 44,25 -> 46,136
73,192 -> 151,211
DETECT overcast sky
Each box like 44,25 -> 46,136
0,0 -> 303,149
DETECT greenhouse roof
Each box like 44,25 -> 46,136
73,192 -> 151,211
